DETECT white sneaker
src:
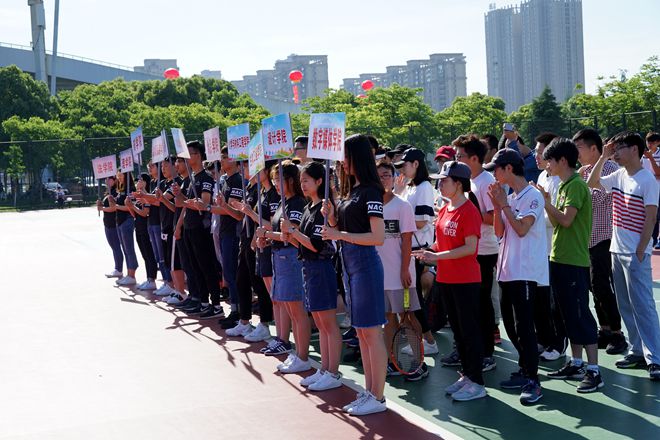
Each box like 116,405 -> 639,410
308,371 -> 343,391
226,321 -> 254,337
139,280 -> 157,290
401,339 -> 439,356
116,276 -> 136,286
300,369 -> 325,387
347,392 -> 387,416
279,356 -> 312,374
539,349 -> 562,361
445,374 -> 471,395
339,314 -> 351,329
105,269 -> 123,278
154,284 -> 175,297
342,391 -> 369,412
165,291 -> 186,305
244,323 -> 271,342
277,354 -> 298,371
451,381 -> 487,401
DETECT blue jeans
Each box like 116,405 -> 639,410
104,226 -> 123,272
612,253 -> 660,365
148,224 -> 171,282
220,233 -> 240,306
117,218 -> 139,271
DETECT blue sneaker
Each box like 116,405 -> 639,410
520,380 -> 543,404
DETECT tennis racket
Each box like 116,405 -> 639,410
390,288 -> 425,375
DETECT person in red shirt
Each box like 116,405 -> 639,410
413,160 -> 485,401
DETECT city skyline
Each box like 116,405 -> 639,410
0,0 -> 657,98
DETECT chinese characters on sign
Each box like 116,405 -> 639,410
203,127 -> 222,162
92,155 -> 117,180
119,149 -> 134,173
130,127 -> 144,163
227,123 -> 250,161
151,135 -> 166,163
248,130 -> 265,178
262,113 -> 294,159
307,113 -> 346,162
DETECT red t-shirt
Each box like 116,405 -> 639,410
433,201 -> 482,284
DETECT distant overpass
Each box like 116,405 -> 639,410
0,41 -> 162,91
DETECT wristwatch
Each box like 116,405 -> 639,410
206,204 -> 212,212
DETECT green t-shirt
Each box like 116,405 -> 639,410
550,173 -> 592,267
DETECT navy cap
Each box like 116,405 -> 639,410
483,148 -> 523,171
393,148 -> 426,168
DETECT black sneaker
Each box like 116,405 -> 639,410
405,362 -> 429,382
342,327 -> 357,342
597,329 -> 612,349
605,332 -> 628,355
186,303 -> 209,315
615,353 -> 646,369
520,380 -> 543,404
649,363 -> 660,381
198,305 -> 225,320
547,361 -> 585,380
440,350 -> 461,367
576,369 -> 604,393
219,311 -> 240,329
181,300 -> 202,313
175,297 -> 195,309
386,363 -> 402,377
500,370 -> 528,389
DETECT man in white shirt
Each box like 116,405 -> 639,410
587,131 -> 660,381
642,132 -> 660,249
485,148 -> 548,404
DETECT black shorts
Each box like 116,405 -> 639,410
549,262 -> 598,345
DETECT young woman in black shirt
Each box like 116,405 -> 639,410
322,134 -> 387,416
107,171 -> 138,286
97,176 -> 123,278
256,161 -> 310,372
126,173 -> 158,290
282,161 -> 342,391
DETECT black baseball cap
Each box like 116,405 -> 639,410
393,148 -> 425,168
483,148 -> 523,171
430,160 -> 471,180
386,143 -> 410,158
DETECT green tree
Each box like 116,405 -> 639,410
435,93 -> 508,143
3,144 -> 26,206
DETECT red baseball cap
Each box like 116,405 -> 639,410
434,145 -> 455,161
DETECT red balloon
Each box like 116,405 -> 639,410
361,80 -> 374,91
289,70 -> 303,83
164,68 -> 180,79
357,94 -> 367,99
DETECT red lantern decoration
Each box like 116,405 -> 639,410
164,68 -> 180,79
289,70 -> 303,83
361,79 -> 374,91
289,70 -> 303,104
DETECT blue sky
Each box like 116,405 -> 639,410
1,0 -> 658,94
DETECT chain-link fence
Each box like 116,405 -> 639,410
1,109 -> 658,209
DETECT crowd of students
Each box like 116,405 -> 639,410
98,128 -> 660,415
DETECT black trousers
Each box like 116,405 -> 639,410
413,258 -> 431,334
500,280 -> 539,380
237,241 -> 273,322
184,227 -> 221,305
135,231 -> 157,280
477,254 -> 497,357
589,240 -> 622,331
440,282 -> 484,385
534,285 -> 567,352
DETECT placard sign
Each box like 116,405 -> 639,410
203,127 -> 222,162
307,112 -> 346,161
119,149 -> 134,173
130,127 -> 144,161
171,128 -> 190,159
227,123 -> 250,161
92,155 -> 117,180
248,130 -> 265,178
151,135 -> 166,163
262,113 -> 294,159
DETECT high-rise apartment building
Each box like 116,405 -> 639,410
232,54 -> 329,103
341,53 -> 467,111
485,0 -> 584,112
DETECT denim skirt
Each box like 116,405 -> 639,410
302,258 -> 338,312
256,246 -> 273,277
341,242 -> 386,328
271,246 -> 304,302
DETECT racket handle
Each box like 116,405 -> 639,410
403,288 -> 410,310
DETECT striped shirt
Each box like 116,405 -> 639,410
600,167 -> 660,255
580,161 -> 618,248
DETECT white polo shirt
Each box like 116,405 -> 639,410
471,170 -> 499,255
496,184 -> 549,285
